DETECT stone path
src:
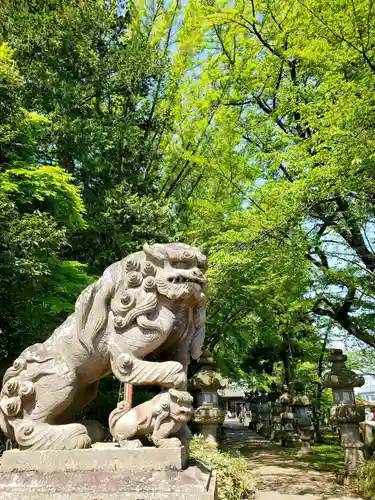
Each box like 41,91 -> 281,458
222,420 -> 363,500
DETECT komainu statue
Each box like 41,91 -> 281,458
0,242 -> 207,450
109,388 -> 194,449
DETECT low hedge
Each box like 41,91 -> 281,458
358,457 -> 375,500
189,436 -> 255,500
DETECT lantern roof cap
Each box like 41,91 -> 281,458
322,349 -> 365,390
190,351 -> 226,391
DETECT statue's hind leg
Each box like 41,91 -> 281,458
54,381 -> 107,443
54,381 -> 100,424
0,349 -> 92,450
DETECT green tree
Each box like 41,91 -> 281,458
157,0 -> 375,352
0,0 -> 180,273
0,42 -> 91,372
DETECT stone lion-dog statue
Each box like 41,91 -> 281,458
0,242 -> 207,450
109,388 -> 194,449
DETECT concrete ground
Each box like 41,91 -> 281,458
222,420 -> 363,500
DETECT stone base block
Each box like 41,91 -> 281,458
0,465 -> 217,499
2,442 -> 185,473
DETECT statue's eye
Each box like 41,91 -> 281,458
174,262 -> 188,269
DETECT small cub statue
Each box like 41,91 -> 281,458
109,388 -> 193,449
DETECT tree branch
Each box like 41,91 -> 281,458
313,295 -> 375,348
335,196 -> 375,272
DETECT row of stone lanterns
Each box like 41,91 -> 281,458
244,384 -> 313,452
250,349 -> 366,485
188,347 -> 367,487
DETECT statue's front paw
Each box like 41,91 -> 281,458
117,438 -> 143,449
154,437 -> 181,448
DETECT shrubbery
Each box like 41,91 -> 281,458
189,436 -> 255,500
358,458 -> 375,500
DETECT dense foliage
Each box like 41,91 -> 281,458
151,0 -> 375,378
358,457 -> 375,500
0,0 -> 181,372
0,41 -> 93,370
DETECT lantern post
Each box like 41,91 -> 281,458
322,349 -> 365,486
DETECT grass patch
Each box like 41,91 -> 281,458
304,442 -> 344,472
276,434 -> 344,473
190,436 -> 256,499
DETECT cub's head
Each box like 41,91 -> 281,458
168,388 -> 194,422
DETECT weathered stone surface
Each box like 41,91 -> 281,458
2,443 -> 187,473
0,243 -> 208,451
0,464 -> 217,499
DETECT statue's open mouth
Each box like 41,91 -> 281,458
167,276 -> 205,285
156,274 -> 206,303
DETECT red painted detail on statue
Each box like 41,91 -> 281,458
124,383 -> 133,408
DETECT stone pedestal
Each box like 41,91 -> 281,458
257,392 -> 270,438
322,349 -> 366,486
280,388 -> 299,447
0,443 -> 217,499
269,399 -> 283,442
196,421 -> 221,446
292,384 -> 313,455
334,405 -> 366,486
281,410 -> 299,447
2,443 -> 186,472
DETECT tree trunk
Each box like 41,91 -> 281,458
312,330 -> 329,442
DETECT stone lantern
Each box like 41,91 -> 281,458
249,390 -> 260,430
190,351 -> 226,446
242,394 -> 252,428
257,391 -> 270,437
269,389 -> 283,442
280,386 -> 299,447
292,381 -> 313,455
322,349 -> 365,486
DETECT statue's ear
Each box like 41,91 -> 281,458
143,243 -> 167,263
189,306 -> 206,360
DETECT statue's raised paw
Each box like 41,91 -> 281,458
152,437 -> 181,448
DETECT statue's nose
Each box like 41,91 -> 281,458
192,268 -> 203,277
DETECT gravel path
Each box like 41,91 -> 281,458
223,420 -> 363,500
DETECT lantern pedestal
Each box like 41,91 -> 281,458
280,388 -> 299,447
190,352 -> 225,447
257,393 -> 270,438
322,349 -> 366,486
269,392 -> 283,442
334,405 -> 366,486
292,384 -> 313,456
